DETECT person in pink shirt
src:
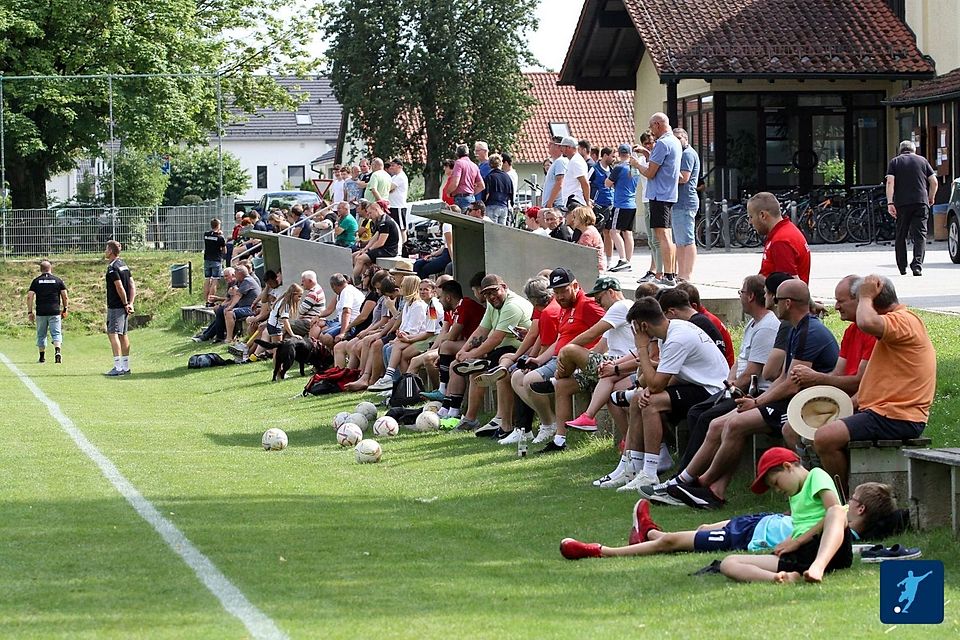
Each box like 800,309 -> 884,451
444,144 -> 484,210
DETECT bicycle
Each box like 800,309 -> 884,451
844,185 -> 895,244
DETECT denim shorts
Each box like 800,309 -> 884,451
671,208 -> 697,246
204,260 -> 223,278
533,356 -> 558,380
36,314 -> 63,348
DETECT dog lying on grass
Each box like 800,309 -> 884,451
254,338 -> 331,381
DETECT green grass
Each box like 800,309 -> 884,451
0,322 -> 958,639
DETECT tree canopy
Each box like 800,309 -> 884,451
0,0 -> 324,208
163,147 -> 250,206
323,0 -> 537,196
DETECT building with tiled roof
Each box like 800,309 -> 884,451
560,0 -> 959,204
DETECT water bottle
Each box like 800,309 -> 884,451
748,374 -> 760,398
517,429 -> 528,458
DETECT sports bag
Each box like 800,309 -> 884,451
388,373 -> 423,407
188,352 -> 234,368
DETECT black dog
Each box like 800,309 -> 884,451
254,338 -> 331,381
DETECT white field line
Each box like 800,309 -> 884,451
0,353 -> 288,640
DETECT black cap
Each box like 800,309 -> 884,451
548,267 -> 576,288
764,272 -> 794,295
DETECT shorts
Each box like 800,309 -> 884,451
671,207 -> 697,246
367,246 -> 395,261
842,409 -> 925,442
204,260 -> 223,278
266,322 -> 282,337
388,207 -> 408,230
664,383 -> 713,424
777,527 -> 853,575
693,513 -> 771,552
106,307 -> 128,335
291,317 -> 314,337
323,319 -> 342,337
231,306 -> 254,322
594,204 -> 612,230
649,200 -> 673,229
572,352 -> 619,390
36,315 -> 63,348
610,207 -> 637,231
412,338 -> 434,353
757,398 -> 791,431
533,356 -> 558,380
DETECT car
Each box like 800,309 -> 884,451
258,190 -> 321,212
947,177 -> 960,264
45,208 -> 117,250
233,200 -> 258,214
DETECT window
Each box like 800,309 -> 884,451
288,165 -> 305,186
256,165 -> 267,189
295,113 -> 312,125
549,122 -> 571,139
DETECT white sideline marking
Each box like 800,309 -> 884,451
0,353 -> 288,640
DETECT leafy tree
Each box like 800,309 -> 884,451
162,147 -> 250,205
324,0 -> 537,197
0,0 -> 324,209
99,150 -> 170,208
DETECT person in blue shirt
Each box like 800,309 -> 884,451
674,128 -> 701,281
604,145 -> 639,272
636,113 -> 682,285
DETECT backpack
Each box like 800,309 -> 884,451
188,352 -> 234,368
386,406 -> 424,425
302,367 -> 362,396
388,373 -> 423,407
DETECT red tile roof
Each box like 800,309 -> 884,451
621,0 -> 934,79
515,72 -> 635,163
887,67 -> 960,105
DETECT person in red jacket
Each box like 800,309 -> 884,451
749,192 -> 810,283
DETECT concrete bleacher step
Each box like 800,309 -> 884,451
181,305 -> 215,325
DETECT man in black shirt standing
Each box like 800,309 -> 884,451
885,140 -> 938,276
27,260 -> 68,364
104,240 -> 136,376
202,218 -> 226,306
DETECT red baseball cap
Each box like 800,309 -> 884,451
751,447 -> 800,494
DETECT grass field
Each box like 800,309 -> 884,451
1,309 -> 958,639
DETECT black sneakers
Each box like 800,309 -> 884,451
452,359 -> 490,376
55,352 -> 62,364
537,440 -> 566,455
38,353 -> 45,363
666,483 -> 726,510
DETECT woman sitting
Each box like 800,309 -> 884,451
569,205 -> 604,273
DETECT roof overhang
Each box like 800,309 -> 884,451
558,0 -> 644,90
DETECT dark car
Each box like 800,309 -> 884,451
45,208 -> 117,250
258,190 -> 321,212
947,177 -> 960,264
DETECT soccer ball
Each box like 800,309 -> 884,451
333,411 -> 351,429
355,401 -> 379,422
422,401 -> 443,413
347,412 -> 369,432
373,415 -> 399,437
262,428 -> 288,451
412,411 -> 441,432
336,423 -> 363,447
355,438 -> 382,463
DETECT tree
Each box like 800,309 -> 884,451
323,0 -> 537,197
0,0 -> 324,209
163,148 -> 250,205
99,150 -> 170,208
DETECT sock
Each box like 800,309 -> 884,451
121,356 -> 130,371
447,408 -> 461,418
553,434 -> 566,447
627,450 -> 643,473
113,356 -> 121,369
385,367 -> 397,379
438,353 -> 454,383
39,350 -> 45,361
642,453 -> 660,479
610,455 -> 628,476
447,394 -> 463,414
438,382 -> 446,394
678,469 -> 696,485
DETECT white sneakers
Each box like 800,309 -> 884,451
531,424 -> 557,444
593,469 -> 635,489
498,429 -> 524,445
368,375 -> 394,391
616,472 -> 660,493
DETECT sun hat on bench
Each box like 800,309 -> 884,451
787,385 -> 854,441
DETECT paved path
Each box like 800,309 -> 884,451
606,239 -> 960,314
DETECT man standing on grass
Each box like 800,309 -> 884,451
27,260 -> 68,364
104,240 -> 136,376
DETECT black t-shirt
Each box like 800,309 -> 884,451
689,312 -> 725,356
374,215 -> 401,255
886,152 -> 935,206
352,291 -> 380,334
203,230 -> 226,261
29,274 -> 66,316
105,258 -> 133,309
550,223 -> 574,242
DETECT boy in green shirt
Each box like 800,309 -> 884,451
333,202 -> 358,248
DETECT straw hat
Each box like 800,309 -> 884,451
786,385 -> 854,441
389,259 -> 416,275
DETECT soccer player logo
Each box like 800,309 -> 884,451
895,570 -> 932,614
880,560 -> 944,624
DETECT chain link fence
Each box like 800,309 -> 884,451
0,200 -> 230,257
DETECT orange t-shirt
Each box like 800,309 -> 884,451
857,306 -> 936,422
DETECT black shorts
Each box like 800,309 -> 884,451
367,246 -> 394,261
665,383 -> 713,424
610,207 -> 637,231
388,207 -> 408,230
485,345 -> 517,366
649,200 -> 673,229
758,398 -> 791,432
594,205 -> 612,230
777,527 -> 853,574
842,409 -> 925,442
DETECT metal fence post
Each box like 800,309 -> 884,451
720,199 -> 730,250
790,201 -> 798,227
703,196 -> 712,251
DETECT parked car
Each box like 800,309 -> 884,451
46,208 -> 117,249
234,200 -> 258,214
947,177 -> 960,264
258,190 -> 321,213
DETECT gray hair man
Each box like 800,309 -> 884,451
885,140 -> 938,276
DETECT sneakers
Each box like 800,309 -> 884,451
54,353 -> 62,364
475,365 -> 507,388
657,274 -> 677,287
190,335 -> 205,343
617,472 -> 659,494
38,354 -> 45,363
531,424 -> 557,444
475,418 -> 502,437
639,477 -> 686,506
452,359 -> 489,376
438,417 -> 460,431
560,538 -> 601,560
104,367 -> 124,377
420,389 -> 445,401
530,378 -> 556,395
860,544 -> 922,563
629,499 -> 660,545
368,375 -> 395,392
637,271 -> 657,283
537,440 -> 566,455
452,417 -> 480,432
666,483 -> 726,510
232,341 -> 248,352
593,469 -> 635,489
498,428 -> 524,445
565,413 -> 597,432
608,259 -> 631,272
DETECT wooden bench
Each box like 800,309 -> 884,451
847,438 -> 932,503
903,447 -> 960,534
181,305 -> 215,325
374,256 -> 405,271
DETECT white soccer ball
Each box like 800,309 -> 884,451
422,401 -> 443,413
412,411 -> 441,432
333,411 -> 351,429
373,415 -> 400,437
336,423 -> 363,447
355,401 -> 379,422
355,438 -> 382,463
262,428 -> 288,451
347,412 -> 369,432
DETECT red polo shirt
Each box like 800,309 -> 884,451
839,322 -> 877,376
556,289 -> 605,351
760,218 -> 811,283
699,305 -> 735,368
454,297 -> 485,338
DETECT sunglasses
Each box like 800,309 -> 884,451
773,296 -> 804,304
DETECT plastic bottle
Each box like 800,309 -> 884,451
517,429 -> 528,458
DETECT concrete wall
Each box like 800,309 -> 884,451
246,231 -> 353,303
906,0 -> 960,73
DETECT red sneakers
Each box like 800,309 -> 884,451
565,413 -> 598,431
629,499 -> 660,545
560,538 -> 602,560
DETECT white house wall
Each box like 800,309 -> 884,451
219,138 -> 335,201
